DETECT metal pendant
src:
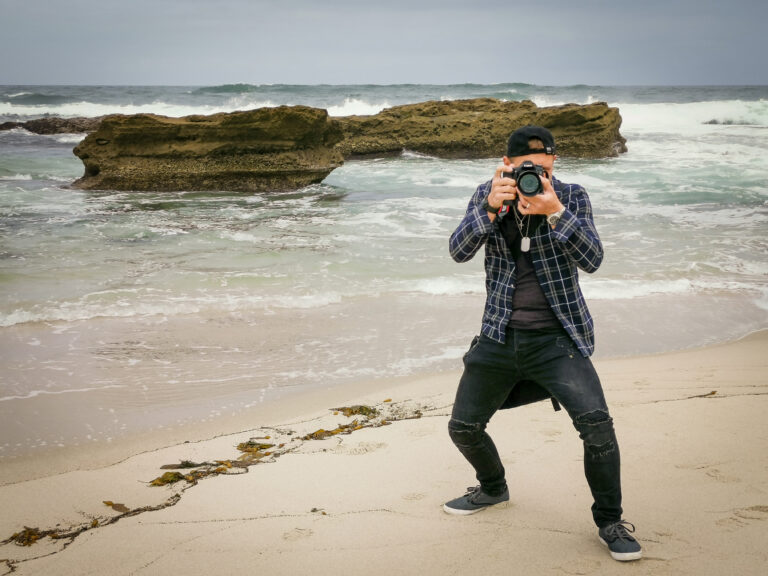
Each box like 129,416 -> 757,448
521,236 -> 531,252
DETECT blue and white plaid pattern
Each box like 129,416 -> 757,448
449,177 -> 603,357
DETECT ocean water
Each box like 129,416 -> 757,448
1,84 -> 766,462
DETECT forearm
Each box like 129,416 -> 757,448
449,182 -> 494,262
550,207 -> 603,273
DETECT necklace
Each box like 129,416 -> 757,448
513,204 -> 531,252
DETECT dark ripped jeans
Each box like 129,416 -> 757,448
449,326 -> 622,527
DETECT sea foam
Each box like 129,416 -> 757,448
619,99 -> 768,133
327,98 -> 389,116
0,98 -> 278,119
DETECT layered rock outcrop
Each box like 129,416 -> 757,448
72,106 -> 344,192
335,98 -> 626,159
66,99 -> 625,192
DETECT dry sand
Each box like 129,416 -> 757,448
1,331 -> 767,575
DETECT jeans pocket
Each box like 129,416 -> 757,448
463,335 -> 482,363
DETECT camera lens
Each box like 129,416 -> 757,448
517,172 -> 541,196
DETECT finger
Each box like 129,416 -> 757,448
500,176 -> 517,191
499,192 -> 517,205
491,188 -> 516,208
497,165 -> 517,183
518,198 -> 534,213
493,181 -> 517,199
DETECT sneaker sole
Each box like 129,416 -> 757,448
599,536 -> 642,561
442,500 -> 509,516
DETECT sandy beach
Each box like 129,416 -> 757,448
1,330 -> 766,575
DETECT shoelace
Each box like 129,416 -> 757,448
604,520 -> 637,542
464,486 -> 483,502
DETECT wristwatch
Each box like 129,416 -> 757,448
547,207 -> 566,227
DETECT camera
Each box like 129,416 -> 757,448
502,161 -> 548,197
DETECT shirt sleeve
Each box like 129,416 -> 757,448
449,180 -> 494,263
550,184 -> 603,273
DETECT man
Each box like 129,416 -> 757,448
444,125 -> 642,562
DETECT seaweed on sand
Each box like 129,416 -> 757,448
1,398 -> 433,559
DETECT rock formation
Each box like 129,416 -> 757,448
335,98 -> 626,159
71,106 -> 344,192
64,98 -> 625,192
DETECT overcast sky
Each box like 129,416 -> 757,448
1,0 -> 766,86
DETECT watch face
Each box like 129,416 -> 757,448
548,209 -> 564,225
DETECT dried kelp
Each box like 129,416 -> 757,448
7,527 -> 48,547
301,403 -> 422,440
150,472 -> 186,486
302,419 -> 365,440
332,405 -> 380,418
2,397 -> 432,560
237,441 -> 275,452
1,493 -> 182,552
159,460 -> 205,469
103,501 -> 131,513
148,460 -> 246,486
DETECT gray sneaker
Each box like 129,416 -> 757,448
443,485 -> 510,515
599,520 -> 642,561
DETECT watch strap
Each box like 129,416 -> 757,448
482,196 -> 498,214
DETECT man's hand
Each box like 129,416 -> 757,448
484,164 -> 519,221
516,171 -> 564,217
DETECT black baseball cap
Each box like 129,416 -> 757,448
506,125 -> 556,157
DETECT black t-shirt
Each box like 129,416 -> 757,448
497,209 -> 562,330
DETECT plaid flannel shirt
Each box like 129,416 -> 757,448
449,176 -> 603,357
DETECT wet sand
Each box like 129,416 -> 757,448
1,331 -> 767,575
2,289 -> 764,486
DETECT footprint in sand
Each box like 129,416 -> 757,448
407,427 -> 434,439
716,505 -> 768,529
282,528 -> 313,541
676,462 -> 740,484
555,557 -> 602,575
332,441 -> 387,455
705,467 -> 741,483
402,492 -> 426,501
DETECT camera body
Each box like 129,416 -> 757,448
502,161 -> 548,197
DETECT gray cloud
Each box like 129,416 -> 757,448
1,0 -> 765,85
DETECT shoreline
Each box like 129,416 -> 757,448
1,322 -> 765,486
0,366 -> 432,486
1,330 -> 766,574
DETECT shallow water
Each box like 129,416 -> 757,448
1,83 -> 766,462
